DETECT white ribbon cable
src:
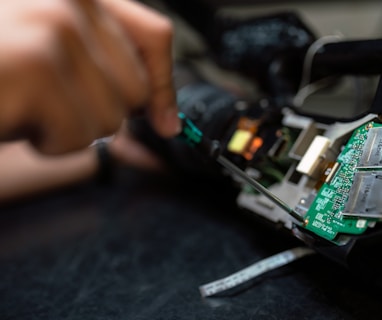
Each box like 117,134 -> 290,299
199,247 -> 315,298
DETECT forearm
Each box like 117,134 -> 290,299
0,141 -> 99,202
0,126 -> 164,203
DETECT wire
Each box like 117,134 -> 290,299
293,76 -> 338,107
299,34 -> 343,90
293,34 -> 343,108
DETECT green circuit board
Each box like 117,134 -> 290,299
303,121 -> 382,242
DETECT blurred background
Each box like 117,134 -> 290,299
143,0 -> 382,118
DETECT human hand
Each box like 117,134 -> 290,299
0,0 -> 180,154
107,121 -> 164,171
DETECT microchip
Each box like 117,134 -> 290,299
358,127 -> 382,167
343,171 -> 382,218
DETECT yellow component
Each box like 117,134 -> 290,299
227,129 -> 253,154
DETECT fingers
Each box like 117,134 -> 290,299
0,2 -> 124,153
100,0 -> 181,137
0,0 -> 179,155
72,0 -> 149,109
0,0 -> 153,154
7,34 -> 106,154
108,123 -> 164,171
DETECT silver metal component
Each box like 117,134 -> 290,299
325,114 -> 377,147
342,171 -> 382,218
358,127 -> 382,167
295,192 -> 317,216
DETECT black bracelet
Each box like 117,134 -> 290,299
95,141 -> 114,184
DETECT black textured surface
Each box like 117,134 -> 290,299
1,168 -> 382,320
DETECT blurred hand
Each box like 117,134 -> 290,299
0,0 -> 180,154
108,121 -> 164,171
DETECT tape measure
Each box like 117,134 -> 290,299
199,247 -> 315,298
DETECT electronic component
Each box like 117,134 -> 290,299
178,112 -> 304,223
217,156 -> 304,222
227,130 -> 253,154
302,122 -> 382,242
296,135 -> 331,177
227,117 -> 264,160
358,127 -> 382,168
342,172 -> 382,218
132,46 -> 382,280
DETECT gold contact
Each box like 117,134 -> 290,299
325,162 -> 340,184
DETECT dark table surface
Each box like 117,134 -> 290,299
1,168 -> 381,320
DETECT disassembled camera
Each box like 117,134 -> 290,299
133,4 -> 382,278
233,106 -> 382,267
247,115 -> 382,237
135,63 -> 382,277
